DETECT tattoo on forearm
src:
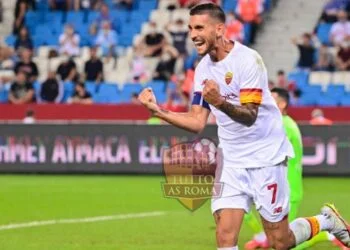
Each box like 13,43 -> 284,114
217,101 -> 258,127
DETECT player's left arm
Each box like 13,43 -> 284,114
203,54 -> 263,127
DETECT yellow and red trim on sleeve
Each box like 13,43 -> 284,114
240,88 -> 263,105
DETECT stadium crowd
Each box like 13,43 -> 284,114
0,0 -> 271,111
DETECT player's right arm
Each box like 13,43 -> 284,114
138,88 -> 210,134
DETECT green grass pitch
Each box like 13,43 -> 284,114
0,175 -> 348,250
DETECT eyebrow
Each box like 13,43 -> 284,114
188,24 -> 204,30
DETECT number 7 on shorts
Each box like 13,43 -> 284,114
267,183 -> 277,204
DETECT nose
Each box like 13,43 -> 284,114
190,30 -> 198,41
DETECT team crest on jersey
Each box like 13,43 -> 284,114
225,72 -> 233,85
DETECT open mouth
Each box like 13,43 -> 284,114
194,41 -> 205,49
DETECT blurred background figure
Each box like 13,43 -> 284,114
14,48 -> 38,83
235,0 -> 263,44
310,108 -> 334,125
153,46 -> 178,82
94,21 -> 118,58
57,56 -> 79,82
225,11 -> 244,43
137,21 -> 165,57
84,46 -> 103,83
38,71 -> 63,103
330,10 -> 350,46
9,70 -> 35,104
68,82 -> 93,104
291,33 -> 316,71
22,108 -> 35,124
59,24 -> 80,56
14,26 -> 33,51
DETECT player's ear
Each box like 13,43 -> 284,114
216,23 -> 225,38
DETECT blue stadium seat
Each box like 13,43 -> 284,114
62,81 -> 75,102
66,11 -> 84,25
340,95 -> 350,105
44,34 -> 59,46
326,85 -> 346,98
299,85 -> 322,95
87,11 -> 99,24
35,25 -> 52,36
5,35 -> 16,47
0,88 -> 8,103
299,94 -> 318,106
317,23 -> 332,45
243,23 -> 251,45
288,71 -> 309,88
44,12 -> 64,24
85,82 -> 97,94
316,95 -> 338,106
145,81 -> 166,93
223,0 -> 238,12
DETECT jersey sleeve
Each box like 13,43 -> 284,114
239,54 -> 265,105
191,63 -> 210,110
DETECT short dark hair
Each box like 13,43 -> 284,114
277,70 -> 285,76
190,3 -> 226,23
271,87 -> 290,106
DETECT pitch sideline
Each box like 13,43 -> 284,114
0,211 -> 167,231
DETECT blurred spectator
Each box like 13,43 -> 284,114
162,79 -> 189,112
57,57 -> 78,82
153,46 -> 179,82
59,24 -> 80,56
310,108 -> 333,125
68,82 -> 93,104
84,46 -> 103,82
166,18 -> 189,56
320,0 -> 348,23
49,0 -> 71,11
15,26 -> 33,51
9,71 -> 35,104
291,33 -> 316,70
314,44 -> 334,71
14,48 -> 38,83
236,0 -> 264,44
115,0 -> 133,10
0,46 -> 15,70
94,3 -> 112,29
290,89 -> 302,106
23,109 -> 35,124
130,47 -> 148,82
225,12 -> 244,43
335,37 -> 350,70
138,22 -> 165,57
178,0 -> 221,8
13,0 -> 34,34
38,72 -> 63,103
95,21 -> 119,57
268,79 -> 275,90
330,10 -> 350,46
73,0 -> 104,10
276,70 -> 289,89
131,92 -> 141,104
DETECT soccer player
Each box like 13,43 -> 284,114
138,3 -> 350,250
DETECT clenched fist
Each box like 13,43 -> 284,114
203,80 -> 224,108
138,88 -> 160,114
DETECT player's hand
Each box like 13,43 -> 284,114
203,80 -> 224,108
138,88 -> 161,114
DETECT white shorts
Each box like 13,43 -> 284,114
211,163 -> 290,223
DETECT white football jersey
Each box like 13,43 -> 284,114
192,42 -> 294,168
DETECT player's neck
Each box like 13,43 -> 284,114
209,40 -> 234,62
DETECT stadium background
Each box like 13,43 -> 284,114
0,0 -> 349,249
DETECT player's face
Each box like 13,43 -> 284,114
271,92 -> 286,114
189,14 -> 217,56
